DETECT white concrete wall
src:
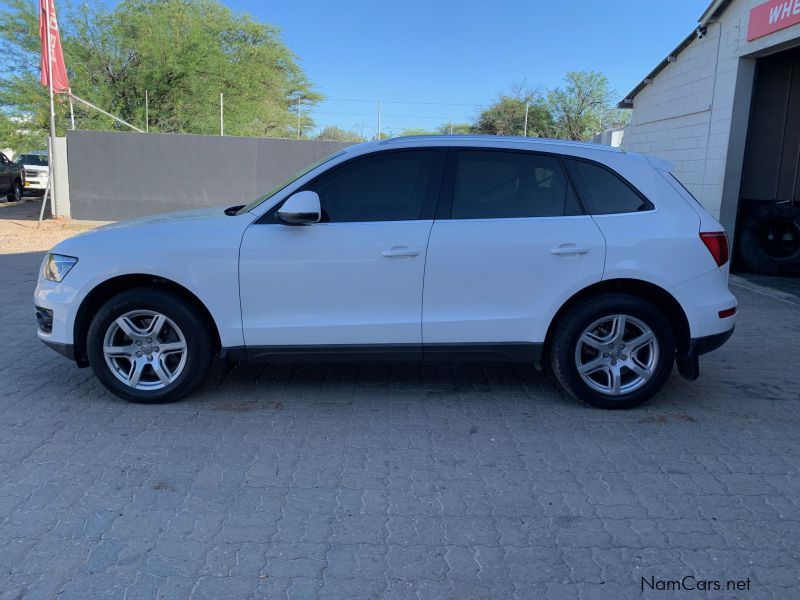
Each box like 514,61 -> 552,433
52,137 -> 70,218
622,0 -> 800,219
591,128 -> 625,147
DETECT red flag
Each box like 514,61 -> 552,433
39,0 -> 69,93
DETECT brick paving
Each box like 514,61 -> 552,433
1,247 -> 799,599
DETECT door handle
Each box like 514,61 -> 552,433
382,246 -> 420,258
550,244 -> 589,256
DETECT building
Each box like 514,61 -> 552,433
620,0 -> 800,274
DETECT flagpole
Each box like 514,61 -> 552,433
44,0 -> 57,215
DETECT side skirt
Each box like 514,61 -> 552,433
223,343 -> 543,365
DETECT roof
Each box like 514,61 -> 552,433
618,0 -> 733,108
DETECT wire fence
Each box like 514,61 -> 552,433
54,93 -> 494,141
303,97 -> 492,140
41,86 -> 534,144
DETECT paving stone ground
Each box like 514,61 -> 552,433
1,243 -> 799,599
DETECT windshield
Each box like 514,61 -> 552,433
235,150 -> 346,215
16,154 -> 48,166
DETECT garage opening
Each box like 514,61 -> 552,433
736,45 -> 800,275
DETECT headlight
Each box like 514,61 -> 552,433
42,253 -> 78,282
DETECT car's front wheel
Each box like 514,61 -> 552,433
7,181 -> 22,202
87,288 -> 214,403
549,293 -> 675,409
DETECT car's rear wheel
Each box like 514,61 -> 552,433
87,288 -> 213,403
549,293 -> 675,409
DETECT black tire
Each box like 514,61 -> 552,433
6,180 -> 22,202
87,287 -> 214,403
738,204 -> 800,275
549,293 -> 675,410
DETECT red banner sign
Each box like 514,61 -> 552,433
39,0 -> 70,93
747,0 -> 800,41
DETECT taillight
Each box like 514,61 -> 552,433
700,231 -> 729,267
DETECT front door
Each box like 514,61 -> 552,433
239,149 -> 445,358
423,149 -> 606,352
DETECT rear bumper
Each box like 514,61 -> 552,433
692,328 -> 735,356
669,267 -> 737,338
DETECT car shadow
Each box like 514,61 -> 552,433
198,357 -> 573,411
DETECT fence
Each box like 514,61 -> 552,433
66,130 -> 353,220
65,91 -> 490,141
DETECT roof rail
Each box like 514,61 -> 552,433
378,134 -> 624,153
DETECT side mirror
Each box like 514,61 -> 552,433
276,191 -> 321,225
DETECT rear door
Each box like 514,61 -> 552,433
422,149 -> 606,353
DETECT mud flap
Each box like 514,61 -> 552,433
676,353 -> 699,381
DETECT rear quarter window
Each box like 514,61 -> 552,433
565,159 -> 653,215
665,172 -> 704,208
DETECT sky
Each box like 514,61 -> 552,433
218,0 -> 711,136
86,0 -> 711,137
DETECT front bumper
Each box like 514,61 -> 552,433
34,276 -> 81,359
24,176 -> 48,191
41,339 -> 76,361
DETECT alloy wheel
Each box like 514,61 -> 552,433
102,310 -> 188,390
574,314 -> 659,396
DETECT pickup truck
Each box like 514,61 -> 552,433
0,151 -> 25,202
15,152 -> 48,196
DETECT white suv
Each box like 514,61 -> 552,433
34,136 -> 736,409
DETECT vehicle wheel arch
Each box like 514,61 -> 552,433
543,278 -> 691,360
73,274 -> 221,366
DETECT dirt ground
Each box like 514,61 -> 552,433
0,198 -> 109,254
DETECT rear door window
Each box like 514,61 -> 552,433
451,150 -> 583,219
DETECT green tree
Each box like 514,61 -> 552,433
397,127 -> 437,136
546,71 -> 629,141
474,85 -> 554,137
315,125 -> 364,142
437,122 -> 474,135
0,0 -> 320,150
0,113 -> 39,153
